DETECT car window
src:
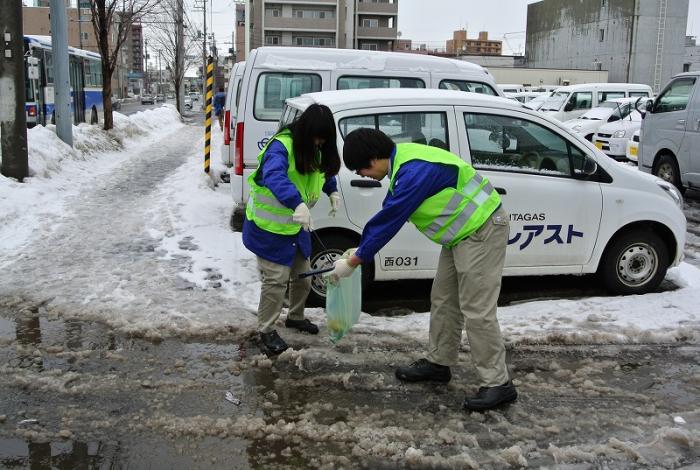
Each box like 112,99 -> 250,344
598,91 -> 625,102
337,76 -> 425,89
629,91 -> 650,98
254,72 -> 322,121
278,105 -> 301,129
339,112 -> 449,149
653,77 -> 696,113
439,79 -> 498,96
569,92 -> 592,110
463,112 -> 575,177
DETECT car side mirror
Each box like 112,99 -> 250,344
574,155 -> 598,178
639,98 -> 654,117
564,102 -> 574,112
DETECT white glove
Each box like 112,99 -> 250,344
292,202 -> 312,231
328,192 -> 341,217
325,258 -> 356,283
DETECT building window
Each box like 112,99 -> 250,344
265,8 -> 281,17
294,36 -> 335,47
80,31 -> 89,40
683,63 -> 691,72
265,35 -> 280,45
362,18 -> 379,28
599,29 -> 605,41
293,9 -> 335,19
361,43 -> 378,51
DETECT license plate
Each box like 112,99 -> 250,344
630,146 -> 638,156
595,141 -> 604,150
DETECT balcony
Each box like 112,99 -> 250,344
357,26 -> 396,39
356,2 -> 397,15
264,16 -> 336,31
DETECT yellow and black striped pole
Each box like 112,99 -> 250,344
204,55 -> 214,173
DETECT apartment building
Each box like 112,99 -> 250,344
248,0 -> 398,52
446,30 -> 502,56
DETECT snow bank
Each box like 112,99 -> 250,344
0,106 -> 184,261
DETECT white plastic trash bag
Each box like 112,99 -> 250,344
325,265 -> 362,344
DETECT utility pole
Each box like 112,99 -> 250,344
176,0 -> 184,112
202,0 -> 207,103
157,49 -> 162,95
0,0 -> 29,181
50,0 -> 73,146
144,38 -> 149,94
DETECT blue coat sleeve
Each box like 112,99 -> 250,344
260,141 -> 303,209
323,176 -> 338,195
354,161 -> 458,263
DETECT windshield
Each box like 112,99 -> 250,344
540,91 -> 568,111
577,106 -> 614,120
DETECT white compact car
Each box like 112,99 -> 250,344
279,88 -> 686,305
626,130 -> 640,162
563,98 -> 640,142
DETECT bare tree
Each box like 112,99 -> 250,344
148,0 -> 199,114
88,0 -> 161,130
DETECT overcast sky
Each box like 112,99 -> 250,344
199,0 -> 699,58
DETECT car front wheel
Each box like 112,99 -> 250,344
306,233 -> 368,307
599,230 -> 669,295
654,153 -> 684,193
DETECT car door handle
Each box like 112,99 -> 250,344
350,179 -> 382,188
495,187 -> 507,195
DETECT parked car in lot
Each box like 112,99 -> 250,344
140,95 -> 155,105
639,72 -> 700,193
156,94 -> 165,102
220,61 -> 246,167
523,91 -> 553,111
509,91 -> 548,104
276,88 -> 686,305
592,98 -> 647,160
184,96 -> 192,110
564,97 -> 640,142
539,83 -> 652,122
626,130 -> 640,162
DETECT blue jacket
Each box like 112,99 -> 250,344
213,92 -> 226,113
243,140 -> 338,266
354,148 -> 459,263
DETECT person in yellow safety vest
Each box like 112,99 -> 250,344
326,128 -> 516,411
243,104 -> 341,355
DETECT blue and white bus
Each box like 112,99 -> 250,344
23,35 -> 103,127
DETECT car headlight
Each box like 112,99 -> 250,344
572,125 -> 582,132
657,180 -> 683,209
613,130 -> 626,138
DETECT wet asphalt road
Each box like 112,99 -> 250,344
0,305 -> 698,469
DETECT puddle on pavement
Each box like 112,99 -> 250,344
1,302 -> 698,469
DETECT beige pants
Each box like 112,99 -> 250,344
427,206 -> 510,387
256,252 -> 311,333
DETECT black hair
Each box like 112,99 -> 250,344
342,128 -> 395,171
218,86 -> 224,92
283,104 -> 340,179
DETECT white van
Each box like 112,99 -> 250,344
639,72 -> 700,192
540,83 -> 652,122
280,88 -> 685,306
221,61 -> 245,167
229,46 -> 502,229
592,98 -> 647,160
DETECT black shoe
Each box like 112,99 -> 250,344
284,318 -> 319,335
463,380 -> 517,411
259,330 -> 288,355
395,358 -> 451,383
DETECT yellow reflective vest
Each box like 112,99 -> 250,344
389,143 -> 501,247
245,129 -> 324,235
